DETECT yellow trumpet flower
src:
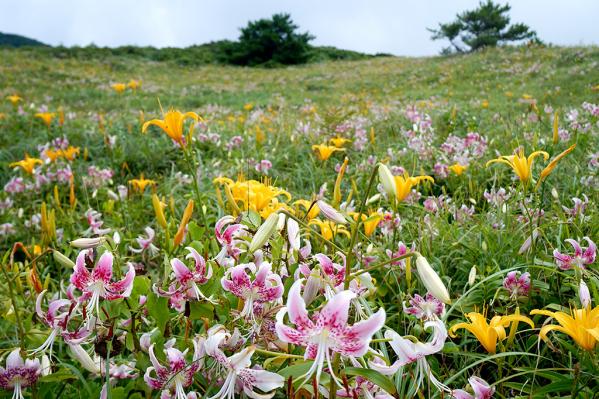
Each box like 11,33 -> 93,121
45,146 -> 80,162
329,136 -> 351,148
111,83 -> 127,93
394,172 -> 434,202
129,174 -> 156,193
7,94 -> 22,105
294,199 -> 320,220
312,144 -> 343,161
350,210 -> 382,237
127,79 -> 141,90
535,144 -> 576,190
214,176 -> 291,216
10,154 -> 43,174
308,219 -> 350,241
531,306 -> 599,351
35,112 -> 56,128
449,163 -> 467,176
142,109 -> 201,147
449,311 -> 534,353
486,148 -> 549,184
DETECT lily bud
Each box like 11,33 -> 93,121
579,280 -> 591,308
70,237 -> 105,249
552,111 -> 559,145
249,212 -> 279,253
333,157 -> 349,206
415,255 -> 451,304
377,163 -> 396,199
152,194 -> 168,229
468,266 -> 477,286
287,217 -> 300,251
316,200 -> 346,224
174,199 -> 194,247
53,250 -> 75,268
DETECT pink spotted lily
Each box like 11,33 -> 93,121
33,290 -> 91,355
275,279 -> 386,385
156,247 -> 214,310
129,226 -> 159,256
295,253 -> 345,304
502,271 -> 531,299
0,350 -> 41,399
403,292 -> 445,320
221,262 -> 283,320
144,342 -> 202,399
69,250 -> 135,322
204,330 -> 284,399
452,376 -> 495,399
553,237 -> 596,270
215,216 -> 248,267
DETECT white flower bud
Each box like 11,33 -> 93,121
249,212 -> 279,253
53,250 -> 75,268
377,163 -> 396,198
468,266 -> 477,286
70,237 -> 105,249
415,255 -> 451,304
316,200 -> 347,224
579,280 -> 591,308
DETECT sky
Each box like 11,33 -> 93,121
1,0 -> 598,56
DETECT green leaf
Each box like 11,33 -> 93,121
146,292 -> 170,334
39,368 -> 76,383
277,360 -> 313,378
343,367 -> 397,394
189,301 -> 214,320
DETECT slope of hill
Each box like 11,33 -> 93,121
0,31 -> 47,47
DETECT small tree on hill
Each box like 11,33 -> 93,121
429,1 -> 538,53
227,13 -> 314,66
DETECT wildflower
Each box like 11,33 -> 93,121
214,216 -> 247,266
0,349 -> 41,399
9,154 -> 43,175
213,176 -> 290,216
205,333 -> 284,399
531,306 -> 599,351
553,237 -> 596,270
254,159 -> 272,174
369,319 -> 448,393
404,293 -> 445,320
312,144 -> 343,161
129,227 -> 159,256
308,219 -> 350,240
329,136 -> 351,148
142,109 -> 201,147
486,148 -> 549,184
415,255 -> 450,304
69,250 -> 135,320
449,163 -> 467,176
452,376 -> 495,399
503,271 -> 531,299
111,83 -> 126,93
275,280 -> 386,384
35,112 -> 55,127
143,341 -> 202,399
173,199 -> 194,247
579,280 -> 591,308
385,241 -> 414,270
6,94 -> 22,105
128,174 -> 156,193
386,171 -> 434,203
296,253 -> 345,303
536,144 -> 576,189
69,344 -> 137,379
70,237 -> 105,249
127,79 -> 141,90
317,199 -> 347,224
294,199 -> 319,220
83,208 -> 111,236
449,311 -> 534,353
221,261 -> 283,320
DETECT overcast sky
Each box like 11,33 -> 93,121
1,0 -> 598,56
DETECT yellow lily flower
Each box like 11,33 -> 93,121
350,210 -> 382,237
127,79 -> 141,90
394,172 -> 434,202
128,174 -> 156,193
531,306 -> 599,351
142,109 -> 201,147
329,136 -> 351,148
111,83 -> 127,93
308,219 -> 350,241
312,144 -> 343,161
449,311 -> 534,353
45,146 -> 80,162
35,112 -> 56,128
486,148 -> 549,184
7,95 -> 22,105
449,163 -> 467,176
10,154 -> 43,174
535,144 -> 576,190
294,199 -> 320,220
214,176 -> 291,216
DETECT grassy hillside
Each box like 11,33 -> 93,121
0,31 -> 47,47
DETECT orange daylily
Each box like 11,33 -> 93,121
142,109 -> 201,147
312,144 -> 344,161
35,112 -> 55,128
10,154 -> 43,174
486,148 -> 549,184
128,174 -> 156,193
531,306 -> 599,351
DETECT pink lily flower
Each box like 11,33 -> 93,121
156,247 -> 214,310
83,208 -> 111,236
144,342 -> 203,399
33,290 -> 92,355
336,374 -> 394,399
502,271 -> 531,299
295,253 -> 345,304
452,376 -> 495,399
403,292 -> 445,320
69,250 -> 135,320
0,349 -> 41,399
221,262 -> 283,320
553,237 -> 596,270
369,319 -> 448,393
204,331 -> 284,399
129,226 -> 159,255
215,216 -> 248,266
69,344 -> 137,380
275,279 -> 386,385
385,241 -> 415,270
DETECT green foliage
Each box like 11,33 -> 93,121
0,31 -> 47,47
224,13 -> 315,66
429,0 -> 538,53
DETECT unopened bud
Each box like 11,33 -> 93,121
249,212 -> 279,253
415,254 -> 451,304
70,237 -> 105,249
53,250 -> 75,268
468,266 -> 477,286
579,280 -> 591,308
377,163 -> 396,199
316,200 -> 346,224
